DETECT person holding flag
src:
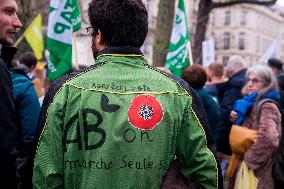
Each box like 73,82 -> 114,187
33,0 -> 221,188
165,0 -> 192,78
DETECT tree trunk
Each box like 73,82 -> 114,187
192,0 -> 213,64
152,0 -> 175,67
141,0 -> 159,65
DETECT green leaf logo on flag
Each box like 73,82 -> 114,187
165,0 -> 190,78
47,0 -> 82,81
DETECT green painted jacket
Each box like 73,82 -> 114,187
33,47 -> 221,189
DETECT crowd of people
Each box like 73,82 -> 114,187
1,0 -> 284,189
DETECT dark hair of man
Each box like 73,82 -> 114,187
88,0 -> 148,48
208,62 -> 223,77
268,58 -> 283,71
19,52 -> 37,68
182,64 -> 207,89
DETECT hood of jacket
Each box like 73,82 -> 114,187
13,64 -> 30,75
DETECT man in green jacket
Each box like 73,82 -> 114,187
33,0 -> 222,188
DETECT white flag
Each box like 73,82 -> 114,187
202,39 -> 215,67
259,35 -> 280,64
47,0 -> 82,80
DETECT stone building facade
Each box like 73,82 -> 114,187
76,1 -> 284,67
206,4 -> 284,66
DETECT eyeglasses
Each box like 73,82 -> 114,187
246,77 -> 264,84
85,26 -> 95,37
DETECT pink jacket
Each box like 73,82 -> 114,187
243,102 -> 281,189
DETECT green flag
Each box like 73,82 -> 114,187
165,0 -> 190,78
47,0 -> 81,81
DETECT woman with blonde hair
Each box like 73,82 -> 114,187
229,64 -> 281,189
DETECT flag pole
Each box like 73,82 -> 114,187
73,33 -> 79,70
14,34 -> 24,47
188,41 -> 193,66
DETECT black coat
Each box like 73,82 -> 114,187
276,71 -> 284,111
0,43 -> 19,186
216,68 -> 247,155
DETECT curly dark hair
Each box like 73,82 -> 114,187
182,64 -> 207,89
19,52 -> 37,68
88,0 -> 148,48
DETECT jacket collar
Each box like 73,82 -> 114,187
97,46 -> 143,57
0,43 -> 17,66
229,68 -> 247,88
13,64 -> 30,74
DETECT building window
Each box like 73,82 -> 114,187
224,11 -> 231,25
239,32 -> 245,50
256,36 -> 260,52
262,38 -> 266,52
211,32 -> 215,41
211,32 -> 217,50
211,32 -> 218,50
240,11 -> 246,25
223,56 -> 229,66
223,32 -> 230,49
212,13 -> 215,26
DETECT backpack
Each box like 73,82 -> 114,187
272,108 -> 284,188
257,99 -> 284,188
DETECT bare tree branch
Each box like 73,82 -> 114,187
18,0 -> 49,28
212,0 -> 277,8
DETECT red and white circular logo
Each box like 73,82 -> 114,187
128,94 -> 164,130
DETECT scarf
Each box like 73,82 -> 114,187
233,90 -> 280,125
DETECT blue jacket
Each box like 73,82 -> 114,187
195,88 -> 221,147
9,68 -> 40,143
